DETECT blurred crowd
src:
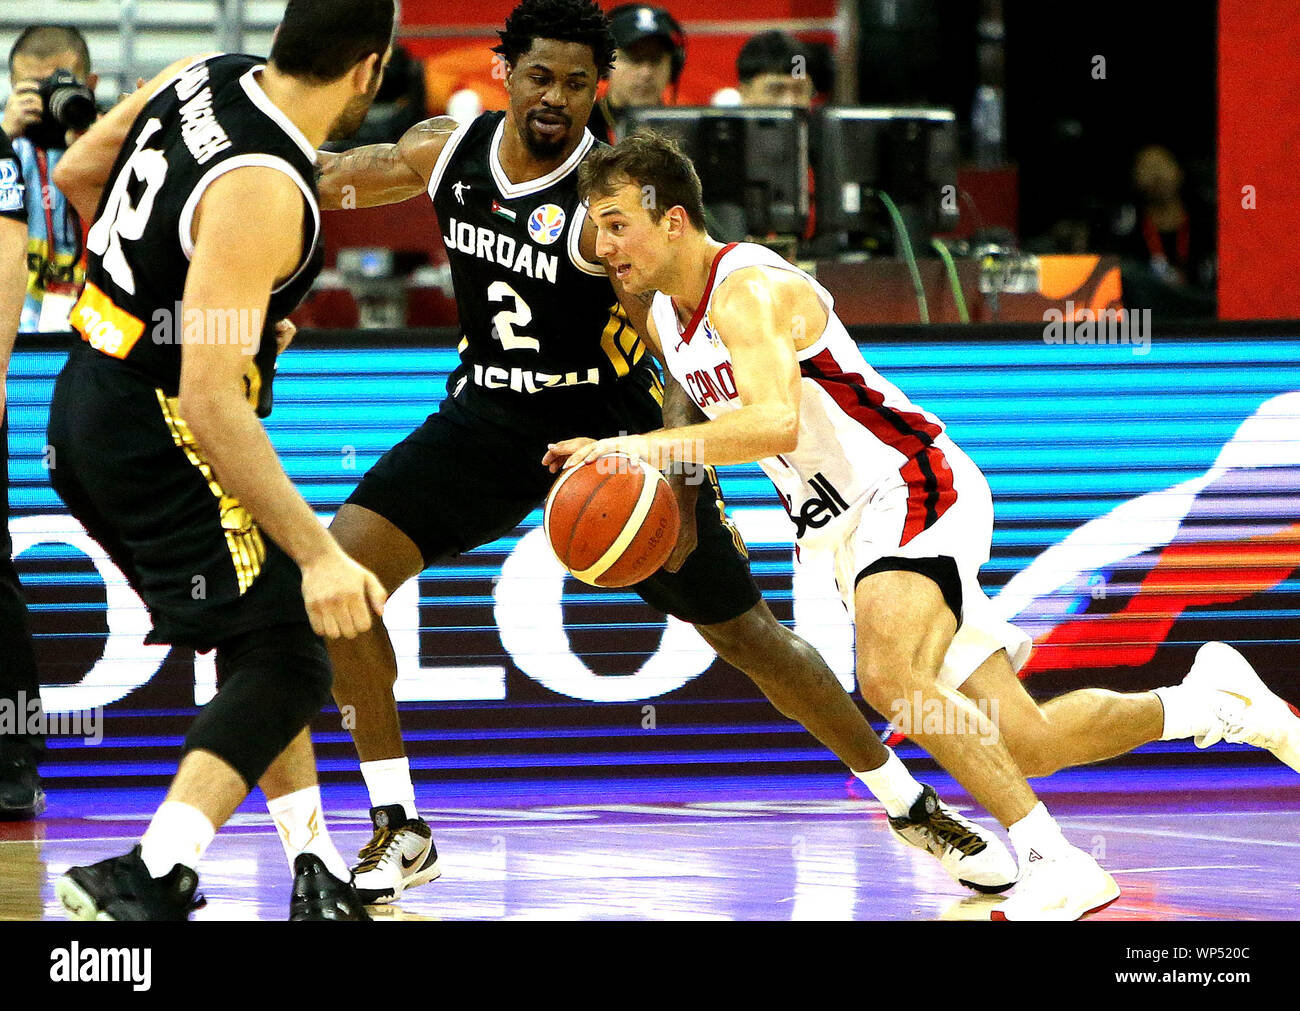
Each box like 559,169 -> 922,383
341,3 -> 1214,317
0,5 -> 1218,336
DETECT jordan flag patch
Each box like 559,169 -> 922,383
491,199 -> 516,222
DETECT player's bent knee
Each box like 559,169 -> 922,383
182,623 -> 332,787
853,665 -> 907,715
329,503 -> 423,597
855,637 -> 918,696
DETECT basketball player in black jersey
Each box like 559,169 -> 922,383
46,0 -> 395,921
316,0 -> 1018,904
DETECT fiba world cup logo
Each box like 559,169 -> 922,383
528,203 -> 566,245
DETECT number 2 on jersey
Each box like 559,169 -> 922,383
488,280 -> 538,352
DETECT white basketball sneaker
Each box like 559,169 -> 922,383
888,784 -> 1019,893
1182,641 -> 1300,773
990,845 -> 1120,921
351,804 -> 441,905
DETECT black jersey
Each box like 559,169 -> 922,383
430,111 -> 654,428
69,53 -> 323,415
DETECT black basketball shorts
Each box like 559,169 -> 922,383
46,345 -> 310,651
346,379 -> 761,627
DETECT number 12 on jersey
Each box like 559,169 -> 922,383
86,118 -> 168,296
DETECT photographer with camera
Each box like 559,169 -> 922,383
0,25 -> 95,819
3,25 -> 98,334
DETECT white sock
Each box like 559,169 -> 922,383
854,749 -> 924,818
360,757 -> 418,820
139,800 -> 216,878
1006,802 -> 1070,867
1152,684 -> 1213,741
267,785 -> 351,881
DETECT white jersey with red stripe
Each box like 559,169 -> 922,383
653,241 -> 956,551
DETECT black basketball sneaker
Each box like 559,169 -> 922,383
888,784 -> 1018,893
57,845 -> 204,921
0,751 -> 45,821
289,854 -> 373,921
351,804 -> 440,904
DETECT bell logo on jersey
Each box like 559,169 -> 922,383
783,472 -> 851,539
527,203 -> 566,245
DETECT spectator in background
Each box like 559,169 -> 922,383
733,30 -> 817,248
1107,144 -> 1216,319
3,26 -> 98,332
1128,145 -> 1215,288
736,30 -> 814,109
588,4 -> 686,143
0,121 -> 43,820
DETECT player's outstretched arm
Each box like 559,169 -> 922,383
53,53 -> 217,223
316,115 -> 459,209
178,167 -> 385,639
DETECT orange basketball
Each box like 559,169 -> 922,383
544,453 -> 681,587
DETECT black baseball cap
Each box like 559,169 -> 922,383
609,5 -> 686,80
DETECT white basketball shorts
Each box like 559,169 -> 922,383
826,434 -> 1033,689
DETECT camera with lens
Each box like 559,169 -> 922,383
26,69 -> 97,149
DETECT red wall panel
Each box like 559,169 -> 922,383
1217,0 -> 1300,319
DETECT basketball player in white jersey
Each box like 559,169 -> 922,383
315,0 -> 1031,904
547,131 -> 1300,920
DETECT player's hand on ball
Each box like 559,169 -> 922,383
542,436 -> 595,472
546,435 -> 652,473
300,547 -> 387,640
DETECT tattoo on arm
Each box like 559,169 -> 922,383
317,118 -> 457,208
331,145 -> 398,180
